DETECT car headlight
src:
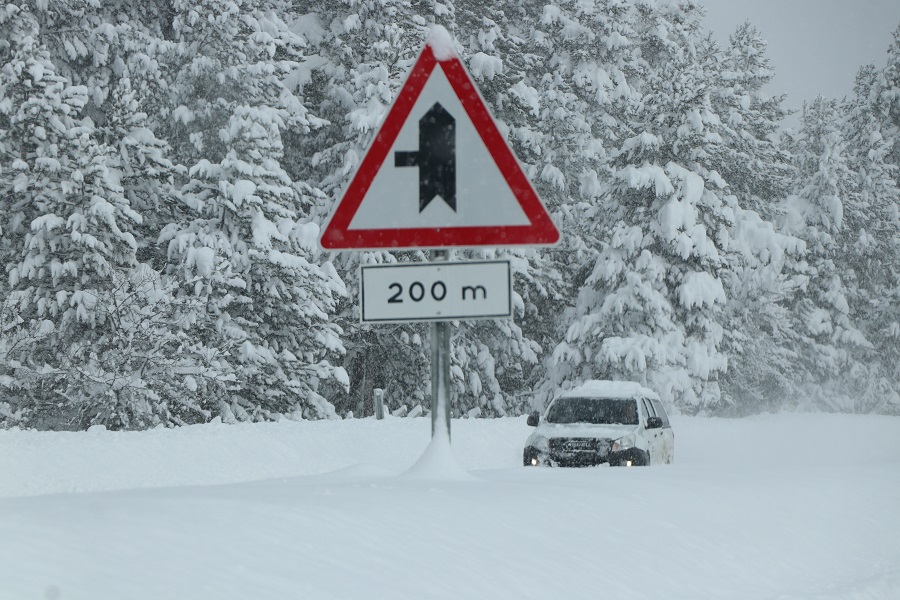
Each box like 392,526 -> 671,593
612,434 -> 635,452
526,433 -> 549,452
524,441 -> 547,467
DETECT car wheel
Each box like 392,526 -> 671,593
612,449 -> 649,467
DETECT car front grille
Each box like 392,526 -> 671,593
549,437 -> 611,466
550,438 -> 600,452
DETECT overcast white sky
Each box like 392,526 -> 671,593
699,0 -> 900,120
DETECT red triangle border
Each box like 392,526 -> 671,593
320,41 -> 559,250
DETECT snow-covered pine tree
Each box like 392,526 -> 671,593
0,5 -> 52,425
449,0 -> 625,413
857,25 -> 900,412
159,0 -> 347,421
704,23 -> 807,412
21,0 -> 168,91
781,97 -> 875,411
20,0 -> 183,253
0,3 -> 41,290
875,25 -> 900,170
0,6 -> 108,427
550,0 -> 738,411
0,5 -> 193,429
707,22 -> 794,214
11,0 -> 189,294
841,63 -> 900,413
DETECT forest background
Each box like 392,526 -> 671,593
0,0 -> 898,430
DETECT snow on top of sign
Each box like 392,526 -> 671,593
427,25 -> 456,60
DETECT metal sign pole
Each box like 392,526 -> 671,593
429,249 -> 451,440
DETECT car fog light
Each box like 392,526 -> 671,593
626,460 -> 632,467
531,457 -> 539,466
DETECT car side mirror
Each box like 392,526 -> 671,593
647,416 -> 663,429
526,411 -> 540,427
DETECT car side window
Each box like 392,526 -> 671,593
650,399 -> 670,428
641,398 -> 656,424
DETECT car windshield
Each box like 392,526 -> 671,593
545,397 -> 639,425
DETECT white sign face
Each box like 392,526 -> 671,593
360,261 -> 512,323
347,67 -> 530,232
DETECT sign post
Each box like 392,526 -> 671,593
319,26 -> 559,441
429,250 -> 452,440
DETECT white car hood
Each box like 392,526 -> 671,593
527,422 -> 637,447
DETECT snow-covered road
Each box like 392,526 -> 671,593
2,413 -> 899,599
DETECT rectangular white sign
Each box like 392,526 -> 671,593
360,260 -> 512,323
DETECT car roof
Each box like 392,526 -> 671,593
556,380 -> 660,401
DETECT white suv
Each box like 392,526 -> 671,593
523,381 -> 674,467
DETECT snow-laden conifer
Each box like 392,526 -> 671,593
548,0 -> 737,410
160,0 -> 347,421
0,5 -> 192,429
705,23 -> 807,412
781,98 -> 875,411
840,61 -> 900,413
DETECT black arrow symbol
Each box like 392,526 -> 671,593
395,102 -> 456,212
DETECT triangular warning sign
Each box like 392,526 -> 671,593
320,27 -> 560,250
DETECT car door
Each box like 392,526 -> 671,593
640,397 -> 664,464
650,399 -> 674,464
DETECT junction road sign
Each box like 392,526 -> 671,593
320,26 -> 559,250
360,260 -> 512,323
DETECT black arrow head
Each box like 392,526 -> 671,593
418,103 -> 456,212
